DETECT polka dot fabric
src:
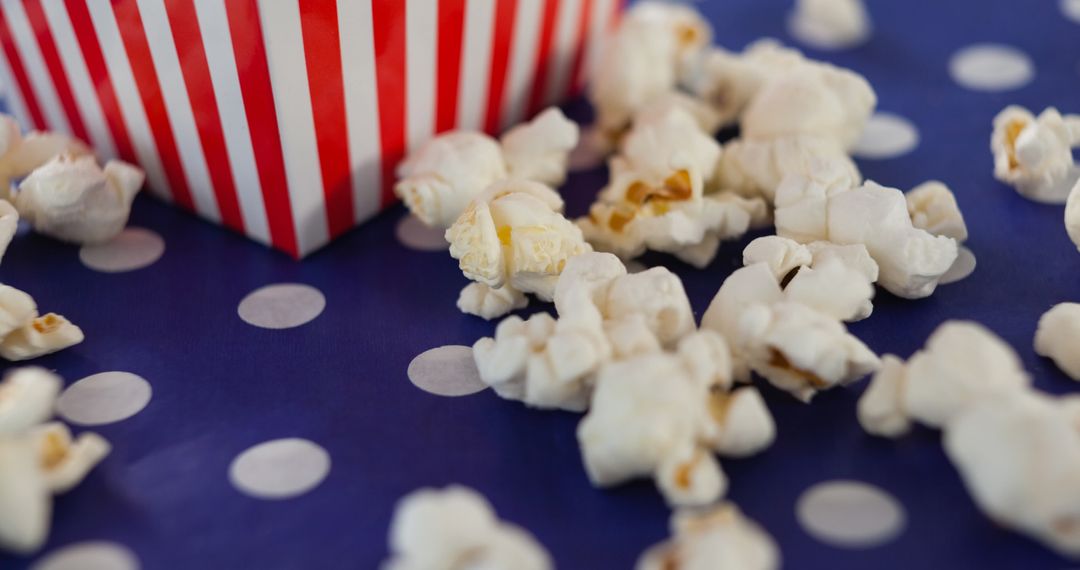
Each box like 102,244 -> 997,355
1,0 -> 1079,568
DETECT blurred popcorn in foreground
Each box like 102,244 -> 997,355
857,321 -> 1031,437
383,485 -> 552,570
0,114 -> 89,199
0,368 -> 109,554
13,154 -> 144,245
991,106 -> 1080,204
447,179 -> 590,319
0,199 -> 16,263
1034,303 -> 1080,380
0,285 -> 83,361
944,392 -> 1080,559
637,502 -> 780,570
788,0 -> 871,50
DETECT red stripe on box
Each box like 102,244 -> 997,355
164,0 -> 245,233
111,1 -> 194,210
435,0 -> 465,134
525,0 -> 559,117
482,0 -> 516,134
372,0 -> 407,208
63,0 -> 136,163
610,0 -> 625,29
225,0 -> 298,258
22,0 -> 89,143
568,0 -> 593,96
299,0 -> 354,239
0,7 -> 45,129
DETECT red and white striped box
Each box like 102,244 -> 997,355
0,0 -> 622,258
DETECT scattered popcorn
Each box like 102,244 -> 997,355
396,132 -> 508,229
446,179 -> 590,318
499,107 -> 580,187
777,177 -> 959,298
0,114 -> 89,197
456,282 -> 528,321
0,368 -> 61,435
1034,303 -> 1080,380
577,331 -> 775,506
742,235 -> 813,283
0,285 -> 83,361
13,154 -> 145,245
589,2 -> 712,135
788,0 -> 871,50
944,392 -> 1080,559
906,181 -> 968,242
637,502 -> 780,570
384,485 -> 552,570
0,368 -> 108,554
701,263 -> 785,382
0,199 -> 16,263
738,301 -> 879,401
1067,178 -> 1080,252
991,105 -> 1080,204
857,321 -> 1031,436
719,135 -> 861,204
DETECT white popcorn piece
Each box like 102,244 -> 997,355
13,155 -> 145,245
456,282 -> 528,321
637,502 -> 780,570
0,313 -> 85,362
741,63 -> 876,151
384,485 -> 552,570
806,241 -> 879,283
1066,177 -> 1080,252
633,91 -> 725,135
1034,303 -> 1080,381
906,180 -> 968,242
724,136 -> 860,205
0,114 -> 90,198
31,422 -> 111,494
589,2 -> 712,134
992,106 -> 1080,204
944,392 -> 1080,559
701,263 -> 785,382
500,107 -> 580,187
604,266 -> 696,347
738,301 -> 879,402
0,367 -> 61,435
828,183 -> 958,298
680,47 -> 769,129
447,179 -> 590,313
396,132 -> 508,229
788,0 -> 871,50
0,436 -> 50,554
856,354 -> 912,438
742,236 -> 813,283
0,284 -> 37,339
622,106 -> 722,187
709,386 -> 777,458
0,199 -> 16,263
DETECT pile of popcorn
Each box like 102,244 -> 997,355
381,1 -> 1080,566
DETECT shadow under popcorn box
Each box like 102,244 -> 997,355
0,0 -> 624,258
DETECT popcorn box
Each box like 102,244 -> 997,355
0,0 -> 622,258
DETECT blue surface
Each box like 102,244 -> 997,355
3,0 -> 1080,568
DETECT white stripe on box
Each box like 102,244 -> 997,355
135,0 -> 220,222
584,0 -> 614,85
405,0 -> 436,152
2,0 -> 70,133
258,0 -> 327,256
193,0 -> 271,245
85,0 -> 172,201
500,0 -> 543,131
0,36 -> 32,130
545,0 -> 580,106
336,0 -> 381,223
457,0 -> 494,131
40,0 -> 118,158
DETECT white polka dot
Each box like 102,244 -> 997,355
79,227 -> 165,273
396,215 -> 449,251
939,246 -> 977,285
238,284 -> 325,329
786,11 -> 869,51
229,438 -> 330,500
56,372 -> 152,426
949,44 -> 1034,91
1063,0 -> 1080,23
852,113 -> 920,160
568,127 -> 609,172
797,480 -> 906,548
32,541 -> 139,570
408,345 -> 488,397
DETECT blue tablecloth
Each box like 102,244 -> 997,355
3,0 -> 1080,568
